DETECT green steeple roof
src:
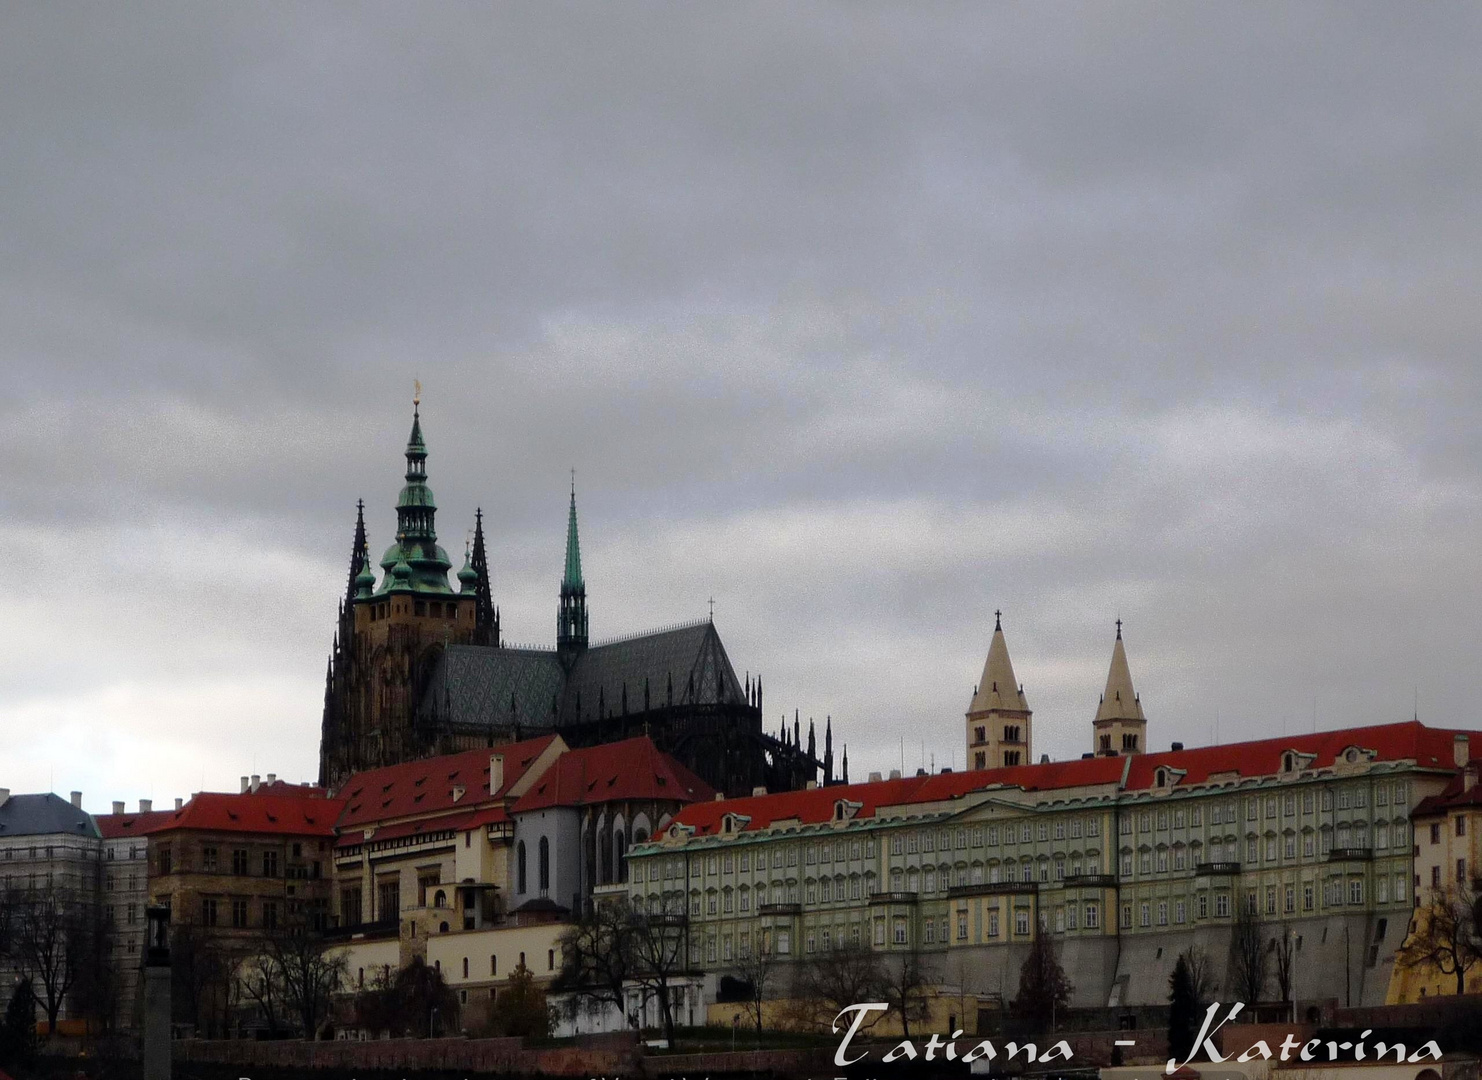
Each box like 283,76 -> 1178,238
375,400 -> 454,596
563,481 -> 583,589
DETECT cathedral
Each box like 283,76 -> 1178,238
318,399 -> 834,797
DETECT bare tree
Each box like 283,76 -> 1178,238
880,944 -> 931,1040
1272,925 -> 1296,1010
238,951 -> 285,1036
623,897 -> 690,1042
556,899 -> 635,1025
793,942 -> 887,1031
555,896 -> 689,1043
732,939 -> 778,1035
1,884 -> 86,1036
264,927 -> 349,1039
1180,945 -> 1218,1007
1398,886 -> 1482,996
1227,900 -> 1267,1003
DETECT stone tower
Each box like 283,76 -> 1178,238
965,611 -> 1033,769
318,398 -> 491,786
1092,619 -> 1147,756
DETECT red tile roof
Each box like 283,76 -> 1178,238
150,791 -> 345,838
1123,721 -> 1477,789
95,810 -> 176,839
334,735 -> 558,832
511,736 -> 713,813
245,780 -> 329,797
666,721 -> 1478,837
335,804 -> 510,849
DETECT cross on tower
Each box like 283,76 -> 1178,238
1116,617 -> 1122,638
708,596 -> 715,621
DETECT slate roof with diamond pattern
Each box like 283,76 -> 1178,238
417,620 -> 746,733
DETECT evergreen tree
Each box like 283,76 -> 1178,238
0,977 -> 37,1068
1012,932 -> 1073,1029
489,963 -> 550,1038
1167,953 -> 1200,1063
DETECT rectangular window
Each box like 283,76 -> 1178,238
1302,791 -> 1314,813
1349,879 -> 1363,905
987,825 -> 1000,846
1014,910 -> 1030,935
1085,903 -> 1099,929
1175,899 -> 1186,924
1087,819 -> 1101,837
1215,893 -> 1230,918
1054,821 -> 1065,840
1157,901 -> 1168,926
1140,901 -> 1150,927
202,847 -> 218,873
1156,850 -> 1169,873
1173,810 -> 1185,829
1189,807 -> 1201,826
262,850 -> 279,877
231,898 -> 248,928
1120,903 -> 1132,929
988,912 -> 1000,937
202,897 -> 218,927
1303,881 -> 1314,911
1265,885 -> 1276,915
894,919 -> 908,945
1197,894 -> 1208,919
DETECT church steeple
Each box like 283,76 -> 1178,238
965,610 -> 1033,770
1093,619 -> 1147,756
375,395 -> 454,595
557,478 -> 588,655
345,499 -> 370,604
471,508 -> 499,646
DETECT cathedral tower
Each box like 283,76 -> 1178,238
319,397 -> 483,786
556,481 -> 589,657
1092,619 -> 1147,756
965,611 -> 1032,769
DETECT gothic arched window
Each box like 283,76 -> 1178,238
517,840 -> 527,894
539,837 -> 550,894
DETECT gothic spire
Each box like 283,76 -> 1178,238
557,476 -> 588,654
564,474 -> 583,589
345,499 -> 369,604
471,508 -> 499,646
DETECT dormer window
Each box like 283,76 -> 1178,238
1283,753 -> 1295,773
720,813 -> 751,835
833,799 -> 863,822
1155,768 -> 1167,788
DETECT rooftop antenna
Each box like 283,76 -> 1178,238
1214,710 -> 1220,746
1413,685 -> 1418,723
899,736 -> 904,775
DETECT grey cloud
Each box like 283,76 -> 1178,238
1,3 -> 1479,802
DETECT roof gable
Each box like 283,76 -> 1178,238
512,736 -> 714,812
335,734 -> 560,831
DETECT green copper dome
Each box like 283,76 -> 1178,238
458,544 -> 478,593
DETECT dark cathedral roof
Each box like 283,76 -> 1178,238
418,619 -> 747,733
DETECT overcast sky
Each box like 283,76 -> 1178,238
3,3 -> 1480,809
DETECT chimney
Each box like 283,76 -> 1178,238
1463,763 -> 1478,793
139,799 -> 152,813
714,792 -> 725,800
112,800 -> 125,815
489,754 -> 504,795
0,788 -> 10,807
1171,742 -> 1184,751
250,774 -> 260,793
941,768 -> 952,774
1040,754 -> 1049,764
175,797 -> 183,811
266,773 -> 277,786
751,786 -> 767,797
70,791 -> 83,808
867,771 -> 882,783
240,776 -> 250,794
1454,734 -> 1470,769
805,780 -> 818,790
1081,753 -> 1094,760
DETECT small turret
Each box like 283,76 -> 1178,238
457,542 -> 478,593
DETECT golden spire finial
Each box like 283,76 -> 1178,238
413,378 -> 422,408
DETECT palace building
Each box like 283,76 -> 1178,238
318,398 -> 830,798
630,720 -> 1476,1014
